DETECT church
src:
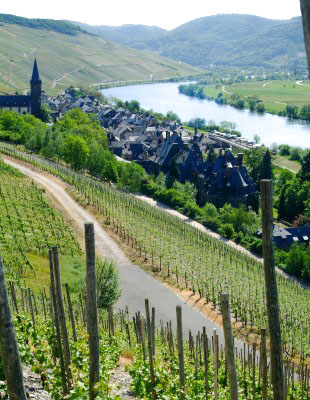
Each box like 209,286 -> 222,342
0,59 -> 42,118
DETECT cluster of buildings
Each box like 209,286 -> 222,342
26,83 -> 259,210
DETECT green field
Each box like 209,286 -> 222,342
204,80 -> 310,113
0,23 -> 202,95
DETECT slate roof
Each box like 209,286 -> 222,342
0,95 -> 31,108
257,225 -> 310,250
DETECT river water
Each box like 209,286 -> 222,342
102,82 -> 310,148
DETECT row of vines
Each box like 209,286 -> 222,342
0,158 -> 81,279
0,146 -> 309,361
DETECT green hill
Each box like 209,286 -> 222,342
0,15 -> 201,95
69,21 -> 166,48
81,14 -> 306,70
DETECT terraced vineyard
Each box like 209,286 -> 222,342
1,146 -> 309,362
0,159 -> 81,279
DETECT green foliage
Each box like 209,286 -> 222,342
285,244 -> 310,281
62,135 -> 90,171
297,150 -> 310,181
96,259 -> 121,309
0,13 -> 88,35
2,146 -> 310,357
218,223 -> 235,239
166,110 -> 181,123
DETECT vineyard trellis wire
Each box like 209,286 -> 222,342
0,145 -> 309,360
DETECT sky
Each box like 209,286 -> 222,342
1,0 -> 302,30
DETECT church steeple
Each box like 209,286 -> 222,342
30,58 -> 42,119
31,58 -> 41,83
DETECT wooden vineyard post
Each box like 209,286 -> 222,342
176,305 -> 185,399
85,223 -> 100,400
260,180 -> 285,400
0,253 -> 27,400
202,327 -> 209,399
65,283 -> 77,342
52,246 -> 72,386
221,293 -> 239,400
213,328 -> 218,400
145,299 -> 156,399
49,250 -> 67,395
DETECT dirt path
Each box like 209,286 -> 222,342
51,66 -> 84,88
3,157 -> 246,352
222,85 -> 233,94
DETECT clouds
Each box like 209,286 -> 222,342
1,0 -> 302,29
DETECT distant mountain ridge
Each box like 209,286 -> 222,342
71,14 -> 306,69
69,21 -> 166,47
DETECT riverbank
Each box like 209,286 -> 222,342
102,82 -> 310,148
179,80 -> 310,122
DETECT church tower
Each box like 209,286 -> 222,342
30,59 -> 42,119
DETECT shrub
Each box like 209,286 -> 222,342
218,223 -> 235,239
96,259 -> 121,309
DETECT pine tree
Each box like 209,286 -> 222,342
260,149 -> 272,180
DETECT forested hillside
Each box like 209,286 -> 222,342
69,21 -> 166,47
80,14 -> 306,70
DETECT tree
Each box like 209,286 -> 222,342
298,150 -> 310,181
62,135 -> 89,171
256,102 -> 265,113
166,110 -> 181,123
254,134 -> 261,144
285,105 -> 299,119
260,149 -> 273,180
39,105 -> 51,122
96,259 -> 121,309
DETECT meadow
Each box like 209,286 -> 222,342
204,80 -> 310,113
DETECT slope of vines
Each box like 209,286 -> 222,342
0,158 -> 81,278
1,146 -> 309,359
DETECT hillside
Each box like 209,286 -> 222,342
69,20 -> 166,48
81,14 -> 307,70
0,17 -> 201,95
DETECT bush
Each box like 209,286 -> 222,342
218,223 -> 235,239
96,259 -> 121,309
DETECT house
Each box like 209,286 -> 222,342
257,225 -> 310,250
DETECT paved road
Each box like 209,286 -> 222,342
3,157 -> 245,349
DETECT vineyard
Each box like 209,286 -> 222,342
1,234 -> 309,399
0,146 -> 309,362
0,158 -> 81,281
0,148 -> 309,398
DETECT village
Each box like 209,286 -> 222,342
47,89 -> 259,210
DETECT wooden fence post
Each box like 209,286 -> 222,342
52,246 -> 72,386
261,328 -> 268,400
260,180 -> 285,400
65,283 -> 77,342
85,223 -> 100,400
49,250 -> 67,395
0,253 -> 27,400
145,299 -> 156,399
176,305 -> 185,399
221,293 -> 239,400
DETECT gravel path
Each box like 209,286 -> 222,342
3,157 -> 245,353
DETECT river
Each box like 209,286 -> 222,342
102,82 -> 310,148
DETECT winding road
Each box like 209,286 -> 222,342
3,157 -> 245,350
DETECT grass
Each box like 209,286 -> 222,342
0,23 -> 202,95
274,154 -> 301,173
202,80 -> 310,114
25,254 -> 85,296
203,80 -> 310,114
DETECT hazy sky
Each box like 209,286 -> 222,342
1,0 -> 302,30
